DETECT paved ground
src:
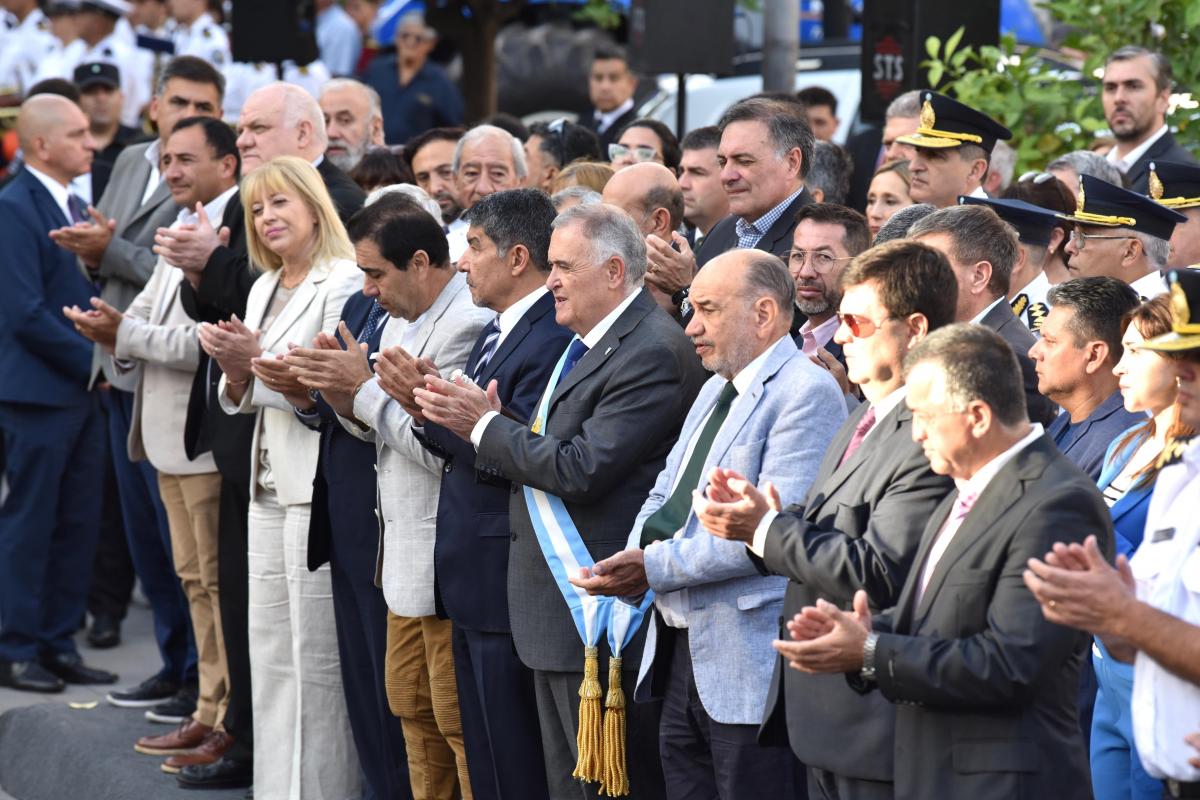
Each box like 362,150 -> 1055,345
0,603 -> 244,800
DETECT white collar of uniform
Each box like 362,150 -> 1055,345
176,183 -> 238,228
595,97 -> 634,133
25,164 -> 72,219
970,295 -> 1006,324
18,7 -> 45,31
497,286 -> 548,338
967,185 -> 988,200
1013,268 -> 1051,302
953,423 -> 1044,497
1130,269 -> 1167,299
730,334 -> 790,396
1107,124 -> 1169,173
180,11 -> 215,33
580,287 -> 641,349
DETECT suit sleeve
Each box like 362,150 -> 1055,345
0,201 -> 93,383
872,488 -> 1111,708
180,243 -> 256,323
644,373 -> 847,593
761,443 -> 952,609
477,339 -> 697,504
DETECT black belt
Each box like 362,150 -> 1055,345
1167,779 -> 1200,798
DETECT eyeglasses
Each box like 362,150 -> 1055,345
1019,171 -> 1056,184
788,249 -> 855,274
836,312 -> 896,338
608,143 -> 659,164
1069,229 -> 1131,250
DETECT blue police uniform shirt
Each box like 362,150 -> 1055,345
364,56 -> 464,144
1047,390 -> 1147,481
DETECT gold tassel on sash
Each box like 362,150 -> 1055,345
600,655 -> 629,797
573,646 -> 603,783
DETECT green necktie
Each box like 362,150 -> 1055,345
640,381 -> 739,547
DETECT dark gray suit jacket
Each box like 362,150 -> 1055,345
475,289 -> 706,672
694,188 -> 813,269
866,435 -> 1110,800
757,399 -> 953,781
1125,130 -> 1198,194
92,140 -> 179,389
979,300 -> 1058,425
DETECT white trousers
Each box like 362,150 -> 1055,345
248,491 -> 361,800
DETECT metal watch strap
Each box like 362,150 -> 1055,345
860,632 -> 879,682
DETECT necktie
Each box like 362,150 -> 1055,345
640,381 -> 739,547
357,300 -> 387,344
471,317 -> 502,382
67,193 -> 87,224
837,405 -> 877,468
918,490 -> 979,599
557,338 -> 590,385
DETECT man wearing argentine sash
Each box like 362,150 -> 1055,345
571,249 -> 847,800
415,203 -> 706,799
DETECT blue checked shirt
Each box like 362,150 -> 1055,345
733,187 -> 805,249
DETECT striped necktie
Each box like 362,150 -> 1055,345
471,317 -> 502,382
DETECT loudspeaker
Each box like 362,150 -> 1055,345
859,0 -> 1000,123
627,0 -> 735,76
230,0 -> 319,65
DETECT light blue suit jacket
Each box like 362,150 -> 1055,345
634,337 -> 846,724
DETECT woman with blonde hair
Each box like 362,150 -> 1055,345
1090,294 -> 1196,800
197,156 -> 364,800
865,159 -> 914,238
548,159 -> 614,195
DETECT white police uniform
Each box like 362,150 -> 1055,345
1010,270 -> 1052,334
1130,437 -> 1200,783
0,8 -> 56,96
172,12 -> 229,69
222,59 -> 331,122
75,31 -> 151,127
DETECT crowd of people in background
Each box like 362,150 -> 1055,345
3,4 -> 1200,800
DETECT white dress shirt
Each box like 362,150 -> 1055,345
594,97 -> 634,135
495,286 -> 549,350
25,164 -> 73,223
969,295 -> 1006,325
470,287 -> 640,448
748,384 -> 909,556
1107,124 -> 1169,175
1130,441 -> 1200,781
1130,270 -> 1168,300
654,335 -> 790,628
141,139 -> 163,206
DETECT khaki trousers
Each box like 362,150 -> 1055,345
157,471 -> 227,728
386,612 -> 472,800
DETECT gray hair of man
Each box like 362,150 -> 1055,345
872,203 -> 936,244
988,140 -> 1017,194
885,89 -> 922,120
551,186 -> 603,211
909,204 -> 1020,297
552,202 -> 647,290
365,182 -> 443,220
902,323 -> 1028,426
451,124 -> 528,180
1046,150 -> 1124,188
1105,45 -> 1173,93
807,141 -> 853,205
258,81 -> 328,150
1131,229 -> 1172,269
741,251 -> 796,326
319,78 -> 383,121
718,96 -> 815,179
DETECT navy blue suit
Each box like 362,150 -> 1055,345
416,291 -> 571,800
303,292 -> 412,800
0,170 -> 104,661
1047,392 -> 1146,481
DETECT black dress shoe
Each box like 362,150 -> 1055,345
87,614 -> 121,649
39,651 -> 118,685
0,660 -> 65,693
176,755 -> 253,790
107,674 -> 179,708
145,683 -> 198,724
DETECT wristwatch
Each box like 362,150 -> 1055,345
860,632 -> 879,682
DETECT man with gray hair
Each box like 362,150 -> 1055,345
571,247 -> 845,800
319,78 -> 385,173
1100,46 -> 1197,193
983,140 -> 1016,197
1047,150 -> 1123,197
414,202 -> 705,799
806,141 -> 853,205
910,203 -> 1058,424
1058,174 -> 1186,298
448,124 -> 526,261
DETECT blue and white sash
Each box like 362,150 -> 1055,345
523,340 -> 654,657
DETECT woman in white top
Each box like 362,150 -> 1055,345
198,156 -> 364,800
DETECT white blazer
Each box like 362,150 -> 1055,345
220,256 -> 364,506
113,255 -> 215,476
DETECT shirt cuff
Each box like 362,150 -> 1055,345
470,410 -> 499,449
749,509 -> 779,558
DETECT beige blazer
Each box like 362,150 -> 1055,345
113,254 -> 216,475
220,257 -> 364,506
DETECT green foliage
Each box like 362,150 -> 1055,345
922,0 -> 1200,173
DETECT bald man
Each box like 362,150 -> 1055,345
603,162 -> 687,315
0,95 -> 115,692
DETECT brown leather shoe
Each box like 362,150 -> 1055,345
134,719 -> 212,756
160,731 -> 234,774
